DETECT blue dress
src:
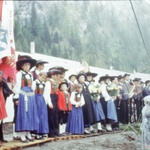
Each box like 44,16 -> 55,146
15,73 -> 39,132
66,105 -> 84,135
92,100 -> 105,122
66,92 -> 84,135
15,86 -> 39,131
35,94 -> 49,134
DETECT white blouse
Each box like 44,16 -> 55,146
70,92 -> 85,107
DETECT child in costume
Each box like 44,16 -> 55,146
66,84 -> 85,135
58,82 -> 72,135
32,72 -> 53,139
13,55 -> 38,143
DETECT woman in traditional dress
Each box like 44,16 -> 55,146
86,72 -> 105,133
76,72 -> 96,134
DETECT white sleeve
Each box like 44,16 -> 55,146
12,72 -> 22,98
101,85 -> 111,101
43,81 -> 52,106
70,92 -> 78,105
32,80 -> 36,91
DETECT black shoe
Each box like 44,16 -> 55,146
90,130 -> 95,134
1,139 -> 8,143
21,139 -> 28,143
26,136 -> 34,142
35,136 -> 44,140
97,130 -> 104,133
13,136 -> 21,140
20,137 -> 28,143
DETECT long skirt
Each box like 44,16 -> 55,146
92,101 -> 105,122
35,94 -> 49,134
100,97 -> 118,123
0,89 -> 7,120
82,91 -> 96,126
66,106 -> 84,135
15,86 -> 39,132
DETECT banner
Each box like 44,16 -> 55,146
0,0 -> 16,83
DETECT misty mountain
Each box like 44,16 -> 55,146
13,1 -> 150,73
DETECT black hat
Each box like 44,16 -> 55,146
98,76 -> 106,83
16,55 -> 36,71
76,72 -> 87,81
58,82 -> 68,91
36,60 -> 48,67
86,71 -> 98,78
47,69 -> 62,78
117,75 -> 123,80
54,66 -> 68,73
123,73 -> 130,78
69,74 -> 77,80
98,74 -> 114,82
133,78 -> 140,82
145,80 -> 150,86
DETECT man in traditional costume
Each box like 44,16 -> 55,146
47,68 -> 62,137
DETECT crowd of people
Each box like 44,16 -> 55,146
0,54 -> 149,144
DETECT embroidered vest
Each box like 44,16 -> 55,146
75,93 -> 81,102
21,73 -> 32,87
35,82 -> 45,94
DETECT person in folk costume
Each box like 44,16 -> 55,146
68,74 -> 77,94
143,80 -> 150,98
132,78 -> 143,122
76,72 -> 96,134
86,71 -> 105,133
53,66 -> 68,83
66,84 -> 85,135
57,82 -> 72,135
99,75 -> 118,132
32,72 -> 53,139
0,71 -> 13,143
46,68 -> 62,137
12,55 -> 39,143
32,60 -> 48,81
52,66 -> 69,133
120,73 -> 135,124
110,76 -> 122,131
141,95 -> 150,150
12,55 -> 31,141
30,60 -> 48,137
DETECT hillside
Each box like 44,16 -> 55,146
13,1 -> 150,73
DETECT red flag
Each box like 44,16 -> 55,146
0,0 -> 16,83
0,0 -> 3,21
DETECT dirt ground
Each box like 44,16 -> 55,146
3,123 -> 142,150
